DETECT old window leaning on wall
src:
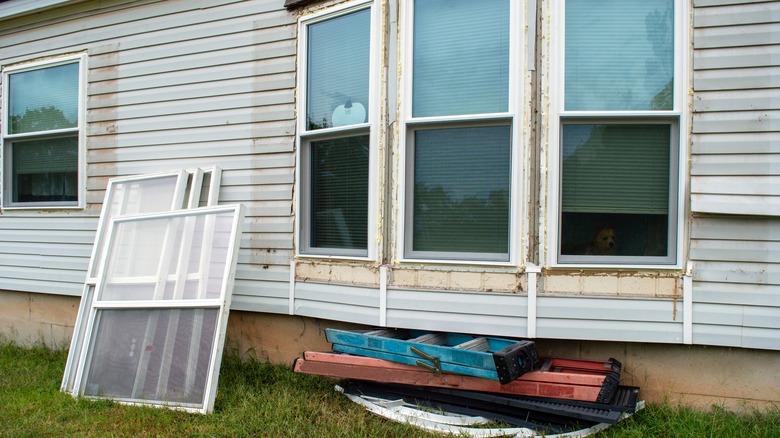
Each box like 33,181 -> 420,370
2,55 -> 84,209
556,0 -> 681,266
296,0 -> 378,259
402,0 -> 516,263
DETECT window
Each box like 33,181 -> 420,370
2,55 -> 84,208
297,1 -> 377,259
402,0 -> 519,263
553,0 -> 683,266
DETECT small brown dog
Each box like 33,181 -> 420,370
586,226 -> 616,255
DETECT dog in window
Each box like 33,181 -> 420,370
564,226 -> 617,256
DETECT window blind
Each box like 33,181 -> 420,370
565,0 -> 674,111
413,0 -> 509,117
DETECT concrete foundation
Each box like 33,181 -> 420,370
1,290 -> 778,412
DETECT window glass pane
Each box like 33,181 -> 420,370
11,136 -> 78,203
412,126 -> 510,257
306,9 -> 370,130
413,0 -> 509,117
565,0 -> 674,111
83,308 -> 218,406
9,62 -> 79,134
560,124 -> 671,257
310,135 -> 369,251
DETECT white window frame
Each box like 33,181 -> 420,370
397,0 -> 525,266
1,53 -> 87,210
545,0 -> 689,269
294,0 -> 381,261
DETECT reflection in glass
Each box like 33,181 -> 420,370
11,136 -> 78,203
565,0 -> 674,111
413,0 -> 509,117
9,62 -> 79,134
310,135 -> 369,251
306,9 -> 370,130
560,124 -> 671,257
412,126 -> 510,257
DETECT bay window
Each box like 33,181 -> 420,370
554,0 -> 683,266
402,0 -> 519,263
2,55 -> 84,208
296,2 -> 378,258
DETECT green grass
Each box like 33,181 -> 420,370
1,341 -> 778,437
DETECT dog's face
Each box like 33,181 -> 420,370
593,227 -> 616,254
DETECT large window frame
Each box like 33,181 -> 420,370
1,54 -> 86,210
547,0 -> 689,269
295,0 -> 381,260
398,0 -> 525,265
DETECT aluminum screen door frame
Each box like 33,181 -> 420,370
61,167 -> 223,395
73,204 -> 244,413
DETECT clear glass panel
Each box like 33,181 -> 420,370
99,211 -> 235,301
11,136 -> 78,203
411,126 -> 511,257
306,9 -> 370,130
560,123 -> 671,257
83,308 -> 218,406
9,62 -> 79,134
565,0 -> 674,111
413,0 -> 509,117
309,135 -> 369,251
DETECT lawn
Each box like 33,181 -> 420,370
1,342 -> 778,437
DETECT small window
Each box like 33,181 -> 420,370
2,56 -> 84,208
556,0 -> 680,265
403,0 -> 515,263
297,3 -> 376,258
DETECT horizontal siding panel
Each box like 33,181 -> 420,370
692,324 -> 742,348
220,168 -> 295,187
86,121 -> 295,148
694,45 -> 780,70
692,176 -> 780,196
690,238 -> 780,262
691,153 -> 780,176
240,234 -> 293,250
537,296 -> 678,323
694,1 -> 780,27
693,302 -> 743,325
295,299 -> 378,326
0,229 -> 95,244
694,281 -> 780,306
692,110 -> 780,133
693,260 -> 780,285
87,105 -> 294,136
0,277 -> 83,296
88,89 -> 294,122
0,266 -> 85,284
234,265 -> 290,283
233,279 -> 289,299
694,22 -> 780,49
87,138 -> 291,162
743,306 -> 780,329
695,0 -> 775,7
86,154 -> 294,177
387,289 -> 526,317
296,282 -> 379,308
537,319 -> 682,343
89,40 -> 295,83
88,57 -> 295,94
693,88 -> 780,112
691,194 -> 780,216
0,254 -> 88,271
694,66 -> 780,91
231,294 -> 288,314
89,73 -> 296,108
386,309 -> 526,339
0,242 -> 93,258
742,327 -> 780,350
0,216 -> 98,231
240,218 -> 294,234
692,132 -> 778,154
691,216 -> 780,241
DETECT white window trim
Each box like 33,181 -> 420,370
294,0 -> 381,261
1,53 -> 87,210
395,0 -> 526,267
544,0 -> 690,270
